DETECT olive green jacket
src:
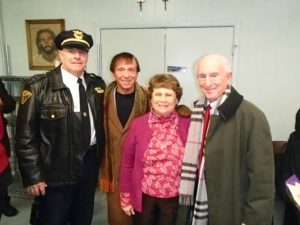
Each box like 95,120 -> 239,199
205,87 -> 274,225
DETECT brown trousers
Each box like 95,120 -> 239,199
107,183 -> 133,225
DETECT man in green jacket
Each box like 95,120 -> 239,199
179,53 -> 274,225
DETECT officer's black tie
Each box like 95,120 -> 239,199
78,78 -> 91,149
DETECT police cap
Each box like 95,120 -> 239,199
55,29 -> 93,52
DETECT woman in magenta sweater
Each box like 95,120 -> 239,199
119,73 -> 190,225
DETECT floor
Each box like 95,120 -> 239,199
1,173 -> 286,225
1,173 -> 109,225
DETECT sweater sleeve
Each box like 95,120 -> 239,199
119,120 -> 138,193
120,192 -> 132,207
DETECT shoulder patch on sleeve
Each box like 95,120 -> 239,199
21,90 -> 32,104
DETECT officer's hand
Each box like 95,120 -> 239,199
26,182 -> 47,196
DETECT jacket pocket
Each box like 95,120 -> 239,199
40,105 -> 69,170
40,105 -> 67,136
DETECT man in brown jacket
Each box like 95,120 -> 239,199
98,52 -> 149,225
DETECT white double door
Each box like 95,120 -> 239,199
100,27 -> 235,107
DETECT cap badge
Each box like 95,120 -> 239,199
73,30 -> 84,40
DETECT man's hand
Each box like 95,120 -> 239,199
26,182 -> 47,196
121,204 -> 135,216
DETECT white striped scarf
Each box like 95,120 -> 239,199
179,85 -> 231,225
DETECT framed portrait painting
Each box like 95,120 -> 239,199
25,19 -> 65,70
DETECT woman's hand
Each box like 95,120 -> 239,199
121,204 -> 135,216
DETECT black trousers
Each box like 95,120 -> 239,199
0,165 -> 13,221
36,147 -> 99,225
134,193 -> 179,225
0,185 -> 5,220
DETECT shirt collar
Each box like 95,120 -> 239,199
61,67 -> 84,85
208,99 -> 218,113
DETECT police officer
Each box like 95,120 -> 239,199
15,29 -> 106,225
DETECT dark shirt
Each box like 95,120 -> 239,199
116,91 -> 135,127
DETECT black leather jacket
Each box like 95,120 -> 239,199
15,67 -> 106,187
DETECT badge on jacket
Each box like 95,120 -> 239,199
94,87 -> 104,94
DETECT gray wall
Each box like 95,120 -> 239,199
1,0 -> 299,140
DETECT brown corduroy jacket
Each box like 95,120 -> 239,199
98,82 -> 149,192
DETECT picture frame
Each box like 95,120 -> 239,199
25,19 -> 65,70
